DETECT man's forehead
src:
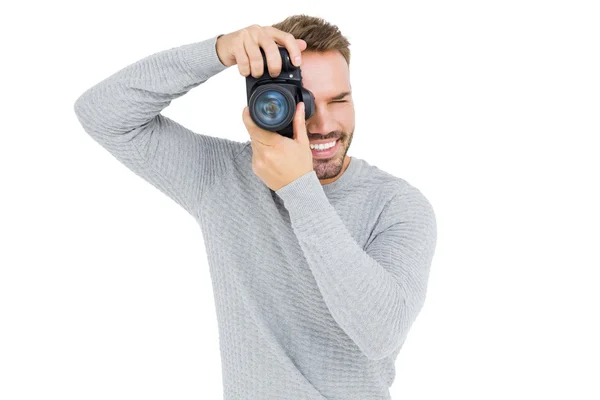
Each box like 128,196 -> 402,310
300,51 -> 350,100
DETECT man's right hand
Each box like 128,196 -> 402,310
216,24 -> 307,78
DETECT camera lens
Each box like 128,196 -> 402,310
253,89 -> 290,128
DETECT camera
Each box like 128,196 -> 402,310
246,47 -> 315,139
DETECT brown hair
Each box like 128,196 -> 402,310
271,14 -> 351,66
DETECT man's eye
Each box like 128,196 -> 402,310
332,100 -> 347,103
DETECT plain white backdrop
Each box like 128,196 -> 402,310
1,0 -> 598,398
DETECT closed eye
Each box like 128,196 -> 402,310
332,100 -> 347,103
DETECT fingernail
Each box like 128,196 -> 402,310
294,56 -> 301,66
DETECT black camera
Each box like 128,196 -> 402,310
246,47 -> 315,139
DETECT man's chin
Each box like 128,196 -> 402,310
314,158 -> 344,178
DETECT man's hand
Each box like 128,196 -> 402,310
242,102 -> 314,192
216,24 -> 307,77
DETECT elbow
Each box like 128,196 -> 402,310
73,89 -> 89,116
73,98 -> 82,118
73,98 -> 91,134
73,84 -> 95,118
73,92 -> 87,123
73,90 -> 99,135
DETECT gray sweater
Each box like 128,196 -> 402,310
73,33 -> 437,400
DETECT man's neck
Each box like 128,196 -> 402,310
319,156 -> 351,185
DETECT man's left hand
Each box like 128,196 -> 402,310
242,102 -> 314,192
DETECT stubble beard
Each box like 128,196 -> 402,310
313,129 -> 354,180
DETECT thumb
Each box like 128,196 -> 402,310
296,39 -> 307,52
293,102 -> 307,144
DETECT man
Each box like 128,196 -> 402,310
74,14 -> 437,400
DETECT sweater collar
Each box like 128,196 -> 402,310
321,156 -> 361,195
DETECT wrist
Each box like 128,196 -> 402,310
215,34 -> 230,67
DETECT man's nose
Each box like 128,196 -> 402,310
306,106 -> 336,136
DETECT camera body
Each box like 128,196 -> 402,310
246,47 -> 315,139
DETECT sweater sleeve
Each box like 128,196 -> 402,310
275,171 -> 437,361
73,33 -> 242,217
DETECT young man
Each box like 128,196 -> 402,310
74,14 -> 437,400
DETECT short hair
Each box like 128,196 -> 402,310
271,14 -> 351,66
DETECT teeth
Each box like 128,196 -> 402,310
310,140 -> 336,150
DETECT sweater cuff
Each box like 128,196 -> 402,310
178,34 -> 229,81
275,171 -> 331,219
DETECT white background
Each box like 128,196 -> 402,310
1,0 -> 599,399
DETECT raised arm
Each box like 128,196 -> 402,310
73,33 -> 242,217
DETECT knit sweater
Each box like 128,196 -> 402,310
73,33 -> 437,400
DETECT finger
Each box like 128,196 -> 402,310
243,107 -> 279,146
234,40 -> 250,77
297,39 -> 307,52
264,26 -> 303,66
257,33 -> 283,78
293,102 -> 307,143
243,35 -> 265,78
242,107 -> 264,142
242,106 -> 256,131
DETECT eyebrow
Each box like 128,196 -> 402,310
329,91 -> 352,101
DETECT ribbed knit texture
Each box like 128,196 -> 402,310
73,33 -> 438,400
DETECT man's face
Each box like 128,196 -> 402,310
300,50 -> 355,182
